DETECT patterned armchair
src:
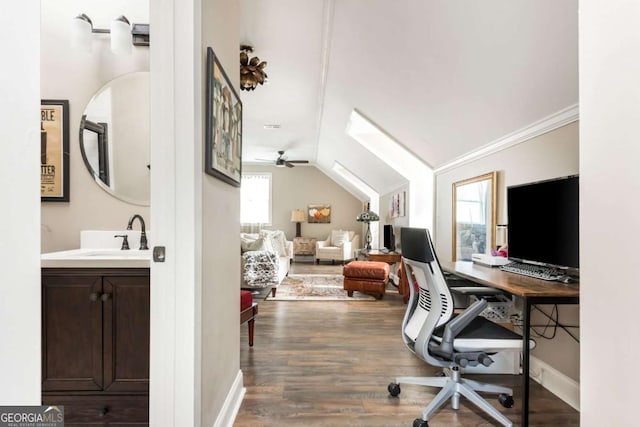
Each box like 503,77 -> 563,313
240,230 -> 293,297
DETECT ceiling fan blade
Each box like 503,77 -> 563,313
286,160 -> 309,164
285,161 -> 295,168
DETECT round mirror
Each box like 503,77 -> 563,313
80,72 -> 150,206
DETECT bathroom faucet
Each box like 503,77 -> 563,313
126,214 -> 149,250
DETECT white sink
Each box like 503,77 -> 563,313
41,248 -> 151,268
41,230 -> 153,268
76,249 -> 151,258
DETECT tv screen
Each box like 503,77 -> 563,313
507,175 -> 579,269
383,224 -> 395,251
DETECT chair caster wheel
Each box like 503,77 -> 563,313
499,393 -> 514,408
413,418 -> 428,427
388,382 -> 401,397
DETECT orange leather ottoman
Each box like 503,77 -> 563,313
343,260 -> 389,299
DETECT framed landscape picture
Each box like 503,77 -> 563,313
41,99 -> 70,202
205,47 -> 243,187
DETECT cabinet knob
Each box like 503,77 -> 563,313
101,293 -> 111,301
98,406 -> 109,417
89,292 -> 100,301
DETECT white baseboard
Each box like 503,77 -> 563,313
529,356 -> 580,411
213,370 -> 246,427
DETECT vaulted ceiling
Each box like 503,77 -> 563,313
239,0 -> 578,197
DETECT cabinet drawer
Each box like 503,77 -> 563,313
43,395 -> 148,425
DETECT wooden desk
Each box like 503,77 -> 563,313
441,261 -> 579,427
365,250 -> 401,264
365,251 -> 410,298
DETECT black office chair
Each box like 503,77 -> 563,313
388,227 -> 522,427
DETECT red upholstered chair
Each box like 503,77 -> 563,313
240,290 -> 258,346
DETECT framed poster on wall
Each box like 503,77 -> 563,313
205,46 -> 243,187
41,99 -> 70,202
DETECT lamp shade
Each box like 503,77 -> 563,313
290,209 -> 305,222
110,15 -> 132,54
356,210 -> 379,223
71,14 -> 93,52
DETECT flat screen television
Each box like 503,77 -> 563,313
383,224 -> 396,251
507,175 -> 579,270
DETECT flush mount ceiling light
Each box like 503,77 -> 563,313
71,13 -> 150,54
240,45 -> 268,91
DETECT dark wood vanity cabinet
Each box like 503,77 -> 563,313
41,268 -> 150,425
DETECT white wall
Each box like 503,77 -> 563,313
379,184 -> 409,249
0,0 -> 41,405
435,122 -> 580,382
149,0 -> 241,425
580,2 -> 640,425
200,1 -> 242,425
41,0 -> 150,253
243,165 -> 364,242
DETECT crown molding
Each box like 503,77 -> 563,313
434,104 -> 579,174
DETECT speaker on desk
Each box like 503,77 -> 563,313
383,224 -> 396,252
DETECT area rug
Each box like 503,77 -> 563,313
267,274 -> 377,301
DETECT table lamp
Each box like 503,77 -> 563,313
290,209 -> 305,237
356,208 -> 379,252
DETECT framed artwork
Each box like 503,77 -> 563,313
390,191 -> 406,218
307,204 -> 331,223
205,47 -> 243,187
41,100 -> 70,202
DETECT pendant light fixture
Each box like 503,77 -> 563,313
240,45 -> 268,91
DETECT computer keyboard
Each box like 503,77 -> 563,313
500,262 -> 563,281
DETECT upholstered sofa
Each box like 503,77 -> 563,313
240,230 -> 293,296
316,230 -> 360,264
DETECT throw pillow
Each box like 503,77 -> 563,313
331,230 -> 349,247
246,237 -> 273,253
260,230 -> 288,257
272,230 -> 290,257
240,234 -> 258,253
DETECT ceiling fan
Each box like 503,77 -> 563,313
259,150 -> 309,168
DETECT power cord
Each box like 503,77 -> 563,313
532,304 -> 580,343
509,305 -> 580,343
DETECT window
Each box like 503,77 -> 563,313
241,173 -> 272,224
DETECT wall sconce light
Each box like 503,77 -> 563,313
71,13 -> 150,54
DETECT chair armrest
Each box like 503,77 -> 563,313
430,298 -> 488,360
316,239 -> 330,249
286,241 -> 293,259
351,235 -> 360,250
341,241 -> 353,257
450,287 -> 505,296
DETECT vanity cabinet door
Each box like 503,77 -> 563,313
102,276 -> 150,392
42,275 -> 103,391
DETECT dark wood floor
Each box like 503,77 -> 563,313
237,264 -> 579,426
